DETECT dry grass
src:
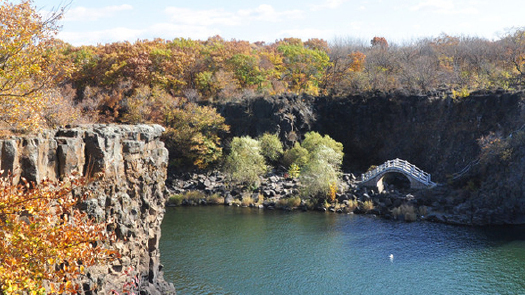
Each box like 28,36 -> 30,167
207,193 -> 224,205
241,195 -> 255,207
362,200 -> 374,211
277,196 -> 302,208
346,199 -> 358,211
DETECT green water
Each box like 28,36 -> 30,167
159,206 -> 525,295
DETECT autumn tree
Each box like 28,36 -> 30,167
277,40 -> 331,94
0,0 -> 70,131
162,100 -> 229,169
502,28 -> 525,84
0,175 -> 117,294
323,37 -> 367,94
371,36 -> 388,49
348,51 -> 366,72
227,54 -> 264,88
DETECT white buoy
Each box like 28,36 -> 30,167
389,254 -> 394,262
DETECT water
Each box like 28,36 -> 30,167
159,206 -> 525,295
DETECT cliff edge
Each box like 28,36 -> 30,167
0,124 -> 175,294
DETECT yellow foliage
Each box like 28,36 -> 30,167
327,181 -> 337,203
0,175 -> 118,294
162,100 -> 229,169
0,1 -> 71,132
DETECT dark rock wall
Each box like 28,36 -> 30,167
0,124 -> 175,294
216,91 -> 525,182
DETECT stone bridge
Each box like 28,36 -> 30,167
359,158 -> 436,191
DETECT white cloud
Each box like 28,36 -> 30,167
165,5 -> 304,27
165,7 -> 240,26
58,27 -> 143,45
310,0 -> 349,11
410,0 -> 478,15
238,5 -> 303,22
64,5 -> 133,22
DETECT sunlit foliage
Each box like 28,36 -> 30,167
0,0 -> 70,131
162,100 -> 229,169
0,175 -> 117,294
224,136 -> 267,187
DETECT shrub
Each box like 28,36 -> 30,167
328,181 -> 337,203
184,190 -> 206,203
304,198 -> 316,210
391,204 -> 417,221
277,196 -> 301,208
301,131 -> 344,160
282,142 -> 309,168
208,193 -> 225,205
346,199 -> 358,211
223,136 -> 267,187
287,163 -> 301,178
362,200 -> 375,212
258,133 -> 284,163
418,206 -> 428,217
167,194 -> 184,206
256,193 -> 265,205
241,195 -> 255,207
300,145 -> 342,198
288,196 -> 302,207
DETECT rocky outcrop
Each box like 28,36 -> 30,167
215,90 -> 525,182
0,124 -> 175,294
214,90 -> 525,225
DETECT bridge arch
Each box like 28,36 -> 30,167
359,159 -> 436,191
377,172 -> 411,192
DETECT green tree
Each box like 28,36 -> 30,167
277,42 -> 331,94
224,136 -> 267,187
300,145 -> 342,198
298,132 -> 344,198
282,142 -> 309,168
258,133 -> 283,163
301,131 -> 344,161
227,54 -> 265,88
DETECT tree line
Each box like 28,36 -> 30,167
61,30 -> 525,104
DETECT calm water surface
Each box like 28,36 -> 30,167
159,206 -> 525,295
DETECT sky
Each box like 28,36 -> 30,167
32,0 -> 525,46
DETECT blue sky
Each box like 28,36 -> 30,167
33,0 -> 525,46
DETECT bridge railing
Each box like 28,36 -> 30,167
361,158 -> 434,186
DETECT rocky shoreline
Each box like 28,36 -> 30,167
167,170 -> 441,222
167,169 -> 525,226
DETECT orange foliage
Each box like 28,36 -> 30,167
371,36 -> 388,49
348,51 -> 366,72
328,181 -> 337,203
0,175 -> 118,294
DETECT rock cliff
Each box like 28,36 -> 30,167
215,90 -> 525,225
216,90 -> 525,181
0,124 -> 175,294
